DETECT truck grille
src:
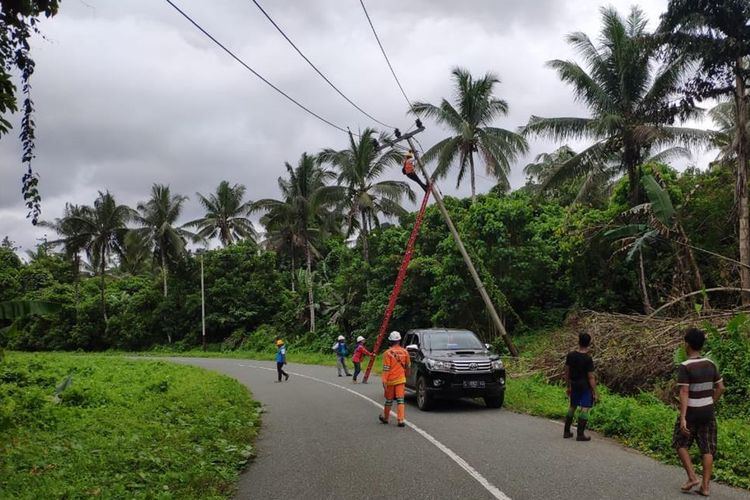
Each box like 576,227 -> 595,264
451,360 -> 491,372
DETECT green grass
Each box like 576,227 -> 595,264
506,375 -> 750,490
0,352 -> 260,499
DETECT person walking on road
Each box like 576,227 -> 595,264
351,336 -> 373,383
563,332 -> 597,441
332,335 -> 351,377
673,327 -> 725,496
275,339 -> 289,382
379,331 -> 411,427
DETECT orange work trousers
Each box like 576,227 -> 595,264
383,383 -> 406,423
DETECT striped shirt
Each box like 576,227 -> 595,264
677,357 -> 722,422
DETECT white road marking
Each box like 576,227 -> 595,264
238,363 -> 511,500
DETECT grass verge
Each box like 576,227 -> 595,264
0,352 -> 260,499
505,375 -> 750,490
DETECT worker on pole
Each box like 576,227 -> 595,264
378,331 -> 411,427
402,150 -> 428,191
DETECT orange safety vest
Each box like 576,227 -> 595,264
403,158 -> 416,175
382,346 -> 410,386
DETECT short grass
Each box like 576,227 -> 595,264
505,375 -> 750,490
0,352 -> 260,499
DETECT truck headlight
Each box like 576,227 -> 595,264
491,359 -> 504,371
425,358 -> 451,371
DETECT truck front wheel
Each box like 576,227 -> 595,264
416,376 -> 434,411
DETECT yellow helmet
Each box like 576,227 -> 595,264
275,339 -> 284,346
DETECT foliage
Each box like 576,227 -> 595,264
412,67 -> 528,201
523,6 -> 709,206
184,181 -> 257,247
0,0 -> 60,223
506,375 -> 750,489
0,352 -> 260,498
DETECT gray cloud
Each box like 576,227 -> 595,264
0,0 -> 713,252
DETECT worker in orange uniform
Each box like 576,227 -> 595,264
378,330 -> 411,427
402,151 -> 428,192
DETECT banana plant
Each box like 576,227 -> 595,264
0,300 -> 61,361
605,175 -> 706,313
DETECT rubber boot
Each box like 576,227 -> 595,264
563,415 -> 574,439
576,417 -> 591,441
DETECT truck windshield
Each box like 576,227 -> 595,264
426,331 -> 483,350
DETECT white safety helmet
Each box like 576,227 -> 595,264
356,336 -> 366,343
337,335 -> 345,341
388,331 -> 401,342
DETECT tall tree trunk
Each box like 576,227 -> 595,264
361,210 -> 369,261
624,140 -> 641,207
100,254 -> 107,323
305,242 -> 315,332
677,223 -> 709,309
469,153 -> 477,204
161,246 -> 168,298
637,248 -> 654,314
161,246 -> 171,344
736,58 -> 750,306
290,249 -> 296,292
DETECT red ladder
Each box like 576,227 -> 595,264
362,185 -> 431,383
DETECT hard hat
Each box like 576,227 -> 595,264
388,331 -> 401,342
337,335 -> 345,341
405,150 -> 414,158
275,339 -> 284,346
356,336 -> 365,342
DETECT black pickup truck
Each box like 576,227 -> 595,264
402,328 -> 506,410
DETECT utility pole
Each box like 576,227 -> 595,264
401,135 -> 518,357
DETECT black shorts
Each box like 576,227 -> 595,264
672,416 -> 717,456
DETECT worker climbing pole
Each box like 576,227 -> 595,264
362,180 -> 431,383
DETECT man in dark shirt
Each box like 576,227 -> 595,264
563,333 -> 597,441
673,328 -> 725,496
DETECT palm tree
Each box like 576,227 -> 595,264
69,191 -> 134,322
39,203 -> 88,290
118,231 -> 152,276
709,100 -> 750,165
319,129 -> 415,260
133,184 -> 193,297
254,153 -> 338,332
523,6 -> 710,207
184,181 -> 256,247
412,67 -> 528,203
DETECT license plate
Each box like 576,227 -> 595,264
463,380 -> 485,389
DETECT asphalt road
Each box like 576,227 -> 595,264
166,358 -> 750,500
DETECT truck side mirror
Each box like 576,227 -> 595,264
406,344 -> 419,351
485,343 -> 492,350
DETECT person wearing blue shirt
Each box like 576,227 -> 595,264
332,335 -> 351,377
275,339 -> 289,382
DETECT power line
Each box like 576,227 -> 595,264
358,0 -> 415,114
164,0 -> 351,135
249,0 -> 395,129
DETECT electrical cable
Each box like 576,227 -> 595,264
358,0 -> 415,114
164,0 -> 352,135
250,0 -> 395,129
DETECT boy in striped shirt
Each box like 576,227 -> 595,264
673,328 -> 725,496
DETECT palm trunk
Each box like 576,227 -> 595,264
161,247 -> 168,298
361,210 -> 369,261
290,249 -> 296,292
100,254 -> 107,323
624,140 -> 641,207
736,58 -> 750,306
305,242 -> 315,332
677,223 -> 709,309
637,248 -> 653,314
469,154 -> 477,204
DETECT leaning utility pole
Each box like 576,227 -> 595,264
404,136 -> 519,357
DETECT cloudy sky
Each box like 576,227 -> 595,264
0,0 -> 715,252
